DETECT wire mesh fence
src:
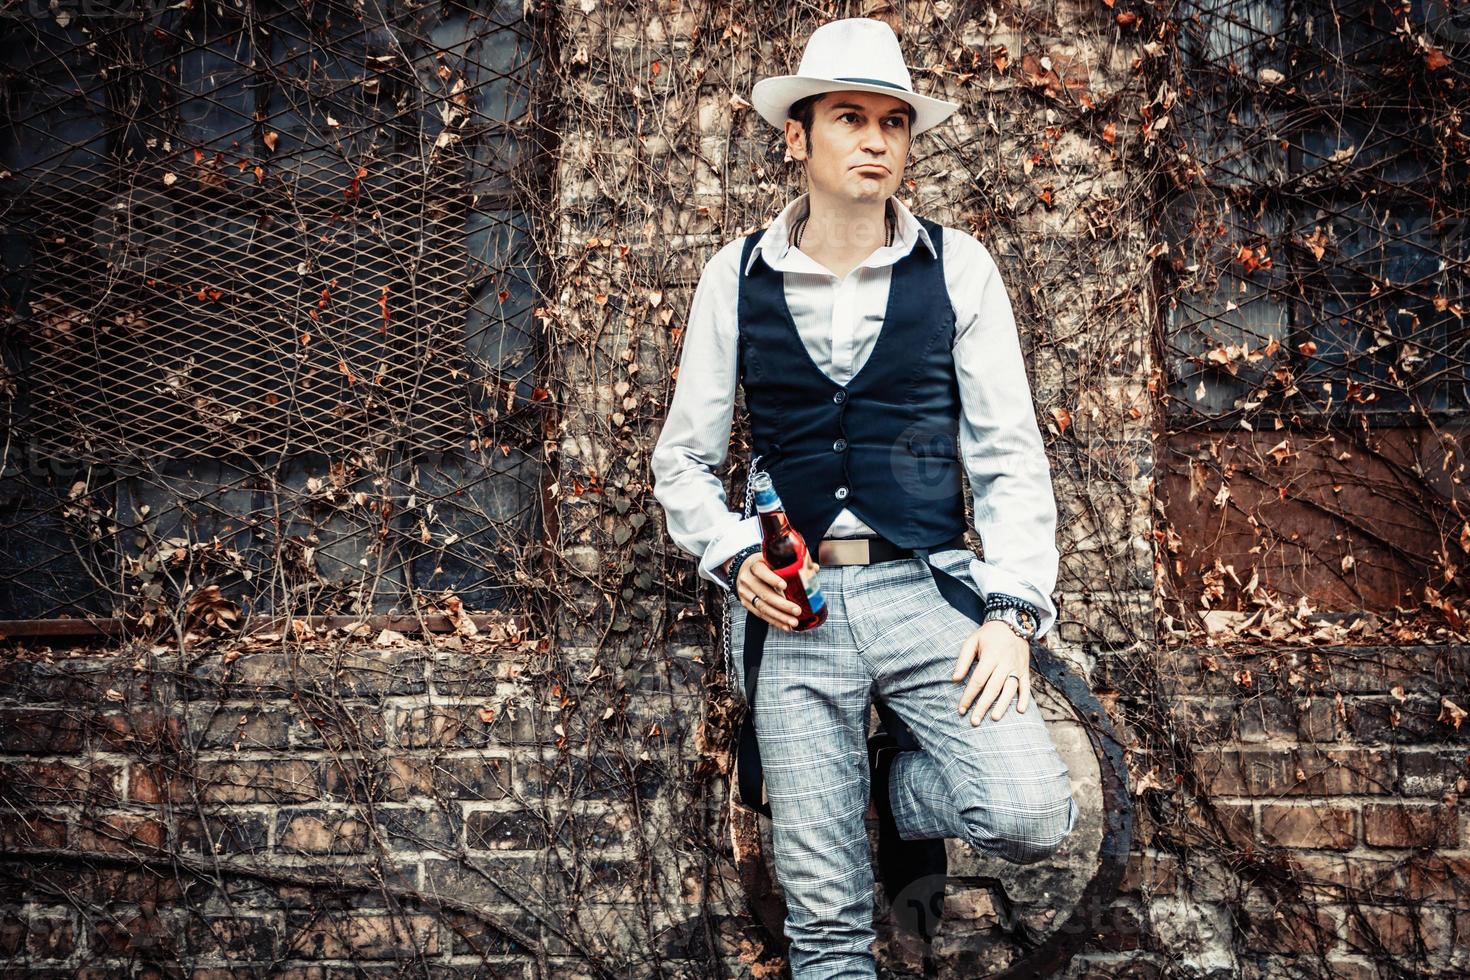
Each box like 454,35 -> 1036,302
0,0 -> 555,627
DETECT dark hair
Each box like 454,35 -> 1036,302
787,91 -> 917,149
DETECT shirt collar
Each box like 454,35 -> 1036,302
743,193 -> 937,276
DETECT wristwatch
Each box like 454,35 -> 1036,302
983,601 -> 1039,642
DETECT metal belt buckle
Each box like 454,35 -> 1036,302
817,538 -> 871,566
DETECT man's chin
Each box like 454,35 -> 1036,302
829,171 -> 884,189
845,183 -> 893,203
811,175 -> 896,203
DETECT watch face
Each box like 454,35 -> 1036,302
1018,610 -> 1036,630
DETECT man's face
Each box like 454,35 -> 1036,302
787,90 -> 912,206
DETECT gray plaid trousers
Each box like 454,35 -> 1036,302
726,547 -> 1079,979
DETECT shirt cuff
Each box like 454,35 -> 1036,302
700,517 -> 762,591
966,558 -> 1059,640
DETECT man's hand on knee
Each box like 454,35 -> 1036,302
951,623 -> 1031,723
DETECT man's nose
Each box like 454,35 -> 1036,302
860,122 -> 888,152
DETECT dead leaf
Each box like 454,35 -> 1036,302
442,592 -> 480,637
1302,226 -> 1329,261
1234,243 -> 1272,273
1050,405 -> 1072,435
1202,610 -> 1247,635
1132,767 -> 1164,794
185,584 -> 240,631
1439,697 -> 1465,730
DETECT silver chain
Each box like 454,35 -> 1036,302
742,453 -> 763,520
723,452 -> 767,693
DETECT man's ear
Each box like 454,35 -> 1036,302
784,119 -> 808,162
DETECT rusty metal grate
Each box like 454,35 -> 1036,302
0,0 -> 554,623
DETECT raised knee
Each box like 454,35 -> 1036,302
960,780 -> 1078,865
1006,795 -> 1077,864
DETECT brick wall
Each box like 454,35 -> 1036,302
1096,643 -> 1470,977
0,629 -> 734,977
2,0 -> 1468,978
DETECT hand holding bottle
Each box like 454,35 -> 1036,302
734,550 -> 820,632
745,471 -> 829,630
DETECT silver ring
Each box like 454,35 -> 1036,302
752,595 -> 760,608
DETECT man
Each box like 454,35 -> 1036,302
651,18 -> 1079,978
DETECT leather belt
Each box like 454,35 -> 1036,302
816,533 -> 967,566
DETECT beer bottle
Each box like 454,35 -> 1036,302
750,472 -> 827,630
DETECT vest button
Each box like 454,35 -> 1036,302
832,390 -> 847,404
832,438 -> 848,452
834,486 -> 849,500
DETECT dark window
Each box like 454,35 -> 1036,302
1165,0 -> 1467,429
0,2 -> 550,618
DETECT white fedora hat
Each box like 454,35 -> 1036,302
750,18 -> 960,137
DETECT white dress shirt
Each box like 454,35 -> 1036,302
650,193 -> 1061,638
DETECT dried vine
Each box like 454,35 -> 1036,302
0,0 -> 1466,977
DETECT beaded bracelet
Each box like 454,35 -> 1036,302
983,593 -> 1044,641
725,543 -> 763,590
984,592 -> 1043,620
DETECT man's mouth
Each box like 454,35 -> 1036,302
854,164 -> 889,174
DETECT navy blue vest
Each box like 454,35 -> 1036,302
736,216 -> 967,547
